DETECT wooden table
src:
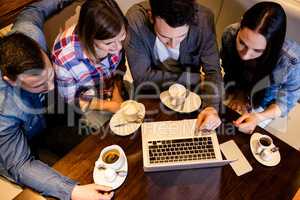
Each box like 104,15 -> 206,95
15,99 -> 300,200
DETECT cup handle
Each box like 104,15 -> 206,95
95,160 -> 105,169
170,98 -> 177,107
137,112 -> 144,120
256,146 -> 264,155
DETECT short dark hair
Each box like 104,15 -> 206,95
241,2 -> 286,77
149,0 -> 197,27
77,0 -> 127,58
0,33 -> 44,81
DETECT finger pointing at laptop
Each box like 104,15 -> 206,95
196,107 -> 222,132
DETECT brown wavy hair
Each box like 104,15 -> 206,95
77,0 -> 127,59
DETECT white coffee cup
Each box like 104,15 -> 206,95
168,83 -> 187,107
256,135 -> 274,161
121,100 -> 143,122
95,145 -> 125,182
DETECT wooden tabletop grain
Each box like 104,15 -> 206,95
14,99 -> 300,200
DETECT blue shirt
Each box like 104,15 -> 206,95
221,23 -> 300,116
0,0 -> 77,199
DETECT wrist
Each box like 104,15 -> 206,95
71,185 -> 79,200
90,98 -> 106,110
254,112 -> 266,123
203,106 -> 217,114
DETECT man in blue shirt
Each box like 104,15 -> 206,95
0,0 -> 113,199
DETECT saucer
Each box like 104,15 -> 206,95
109,101 -> 145,136
160,90 -> 201,113
250,133 -> 281,167
93,146 -> 128,189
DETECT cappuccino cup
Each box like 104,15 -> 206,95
168,83 -> 187,107
121,100 -> 143,122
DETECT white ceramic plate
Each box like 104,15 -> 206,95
250,133 -> 281,167
93,146 -> 128,189
160,90 -> 201,113
109,102 -> 145,136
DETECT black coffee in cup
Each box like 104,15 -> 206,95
103,149 -> 120,164
259,137 -> 271,146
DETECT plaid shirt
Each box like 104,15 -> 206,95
52,25 -> 123,103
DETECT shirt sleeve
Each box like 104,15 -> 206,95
53,62 -> 78,104
197,11 -> 223,111
11,0 -> 75,52
262,63 -> 300,117
0,115 -> 77,200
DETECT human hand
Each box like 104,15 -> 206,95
71,184 -> 114,200
233,112 -> 262,134
196,107 -> 221,131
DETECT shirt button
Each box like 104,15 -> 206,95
29,126 -> 32,129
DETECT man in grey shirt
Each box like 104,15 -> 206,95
126,0 -> 223,130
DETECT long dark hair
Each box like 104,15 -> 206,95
77,0 -> 127,59
239,2 -> 286,86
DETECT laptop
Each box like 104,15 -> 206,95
141,119 -> 234,172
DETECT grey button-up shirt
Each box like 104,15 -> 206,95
125,1 -> 223,110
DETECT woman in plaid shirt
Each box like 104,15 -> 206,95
52,0 -> 127,128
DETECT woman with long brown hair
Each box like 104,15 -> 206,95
221,2 -> 300,133
52,0 -> 127,127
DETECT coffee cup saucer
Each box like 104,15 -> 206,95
109,101 -> 145,136
250,133 -> 281,167
93,146 -> 128,190
160,90 -> 201,113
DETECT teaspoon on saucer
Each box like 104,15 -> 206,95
96,166 -> 127,177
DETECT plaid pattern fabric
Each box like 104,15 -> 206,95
52,25 -> 122,103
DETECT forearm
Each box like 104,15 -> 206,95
201,71 -> 223,111
89,80 -> 124,113
11,159 -> 76,200
111,80 -> 124,103
88,98 -> 121,113
256,103 -> 282,122
130,60 -> 201,87
200,13 -> 222,110
14,0 -> 75,24
131,64 -> 179,86
0,119 -> 76,200
12,0 -> 75,52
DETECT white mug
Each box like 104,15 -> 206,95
168,83 -> 187,107
121,100 -> 143,122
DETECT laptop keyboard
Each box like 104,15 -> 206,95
148,137 -> 216,164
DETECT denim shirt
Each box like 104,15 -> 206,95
0,0 -> 77,199
221,23 -> 300,116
